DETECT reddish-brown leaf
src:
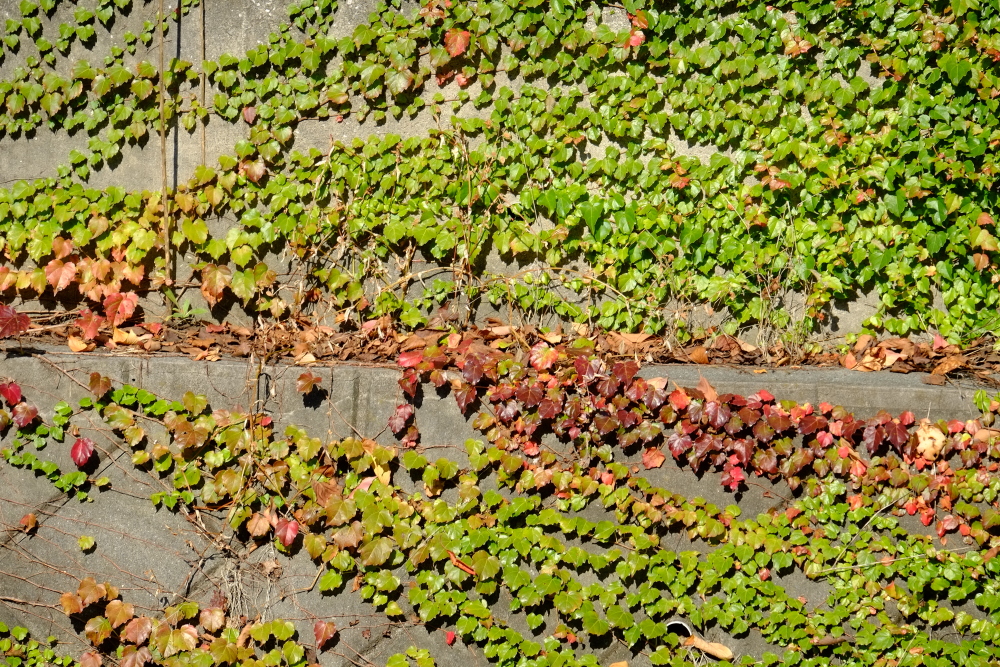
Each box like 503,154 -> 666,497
242,106 -> 257,124
297,372 -> 322,394
388,404 -> 415,434
89,372 -> 112,397
120,646 -> 151,667
122,616 -> 153,645
0,305 -> 30,338
454,382 -> 477,414
314,621 -> 337,650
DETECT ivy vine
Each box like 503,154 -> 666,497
0,0 -> 997,339
3,331 -> 1000,666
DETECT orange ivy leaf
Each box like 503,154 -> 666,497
78,577 -> 108,606
200,264 -> 232,308
122,617 -> 152,645
45,259 -> 78,293
52,237 -> 75,259
444,29 -> 470,57
80,652 -> 103,667
120,646 -> 151,667
642,447 -> 666,469
247,512 -> 271,537
106,600 -> 135,628
19,512 -> 37,532
60,592 -> 84,615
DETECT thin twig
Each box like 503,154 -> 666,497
0,595 -> 59,609
811,546 -> 976,576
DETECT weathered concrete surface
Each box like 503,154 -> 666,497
0,350 -> 989,664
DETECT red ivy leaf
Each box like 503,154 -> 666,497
75,310 -> 106,340
0,305 -> 30,338
445,631 -> 456,646
12,402 -> 38,428
399,369 -> 419,397
275,518 -> 299,547
0,381 -> 22,406
242,106 -> 257,124
529,342 -> 559,370
314,621 -> 337,650
388,404 -> 415,434
71,437 -> 96,467
444,29 -> 471,57
668,389 -> 690,411
103,292 -> 138,327
398,350 -> 424,368
721,464 -> 745,491
612,360 -> 640,384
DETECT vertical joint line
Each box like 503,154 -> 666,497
158,0 -> 172,287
